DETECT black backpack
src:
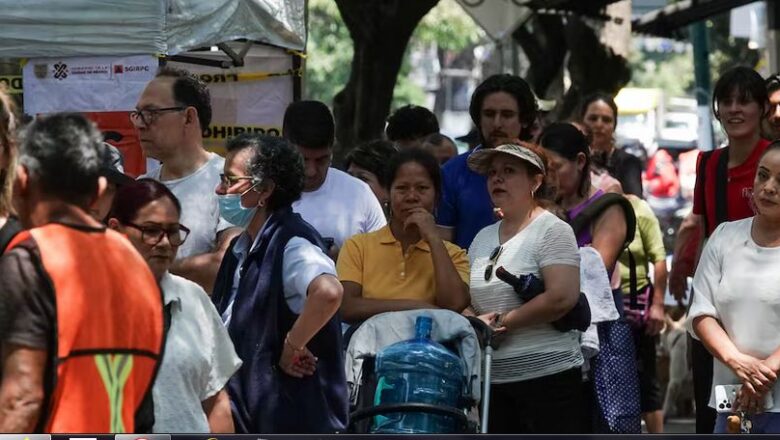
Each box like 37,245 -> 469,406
569,193 -> 640,308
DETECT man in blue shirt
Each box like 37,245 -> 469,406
437,74 -> 539,249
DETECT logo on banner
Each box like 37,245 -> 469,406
114,64 -> 150,75
53,62 -> 68,80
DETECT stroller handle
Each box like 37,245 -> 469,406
465,316 -> 502,350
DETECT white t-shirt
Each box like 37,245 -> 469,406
687,218 -> 780,412
140,153 -> 233,259
153,272 -> 242,433
221,232 -> 337,325
468,211 -> 583,384
292,168 -> 386,249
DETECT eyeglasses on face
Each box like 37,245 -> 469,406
124,222 -> 191,246
219,174 -> 254,188
484,245 -> 503,281
130,107 -> 186,126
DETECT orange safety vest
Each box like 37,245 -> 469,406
7,224 -> 164,433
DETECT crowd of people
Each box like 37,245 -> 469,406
0,61 -> 778,435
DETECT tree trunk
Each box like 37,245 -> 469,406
557,16 -> 632,121
332,0 -> 439,163
512,14 -> 567,100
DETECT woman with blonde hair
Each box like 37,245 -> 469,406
0,87 -> 19,252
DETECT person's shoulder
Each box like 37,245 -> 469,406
709,217 -> 751,246
441,149 -> 472,175
469,221 -> 498,250
329,168 -> 376,199
344,226 -> 388,247
329,168 -> 366,190
537,210 -> 574,233
442,239 -> 467,256
163,273 -> 213,308
207,152 -> 226,167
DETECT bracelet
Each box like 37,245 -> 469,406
284,333 -> 305,352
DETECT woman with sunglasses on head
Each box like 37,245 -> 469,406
337,148 -> 470,324
465,141 -> 584,434
108,179 -> 241,433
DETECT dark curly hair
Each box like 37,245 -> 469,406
344,140 -> 398,188
385,105 -> 440,142
227,134 -> 304,211
156,66 -> 212,132
469,74 -> 537,143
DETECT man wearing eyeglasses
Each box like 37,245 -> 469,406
133,67 -> 241,292
0,113 -> 163,432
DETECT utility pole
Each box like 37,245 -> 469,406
768,0 -> 780,74
691,21 -> 715,151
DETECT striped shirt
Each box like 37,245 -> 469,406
468,211 -> 583,383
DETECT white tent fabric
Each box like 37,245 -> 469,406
0,0 -> 306,58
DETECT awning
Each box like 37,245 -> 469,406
0,0 -> 307,58
633,0 -> 759,38
456,0 -> 625,41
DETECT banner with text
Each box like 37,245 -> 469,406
169,48 -> 294,154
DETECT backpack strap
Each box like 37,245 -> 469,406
696,148 -> 729,238
570,192 -> 639,307
714,147 -> 730,227
570,192 -> 636,245
0,217 -> 22,254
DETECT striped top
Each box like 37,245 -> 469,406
468,210 -> 583,384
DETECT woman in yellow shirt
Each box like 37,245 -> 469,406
337,148 -> 470,324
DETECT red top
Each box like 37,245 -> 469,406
692,138 -> 770,236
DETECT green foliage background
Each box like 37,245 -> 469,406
305,0 -> 484,109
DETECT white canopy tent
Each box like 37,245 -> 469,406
1,0 -> 307,175
0,0 -> 306,57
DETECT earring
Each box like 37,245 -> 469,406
258,199 -> 265,208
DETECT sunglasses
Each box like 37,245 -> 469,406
484,245 -> 503,282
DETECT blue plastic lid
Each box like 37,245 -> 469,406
415,315 -> 433,340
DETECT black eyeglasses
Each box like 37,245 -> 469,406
219,173 -> 254,188
124,222 -> 191,246
130,107 -> 186,126
484,245 -> 503,281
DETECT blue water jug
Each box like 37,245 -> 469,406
372,315 -> 464,434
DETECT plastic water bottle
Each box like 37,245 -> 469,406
372,315 -> 464,434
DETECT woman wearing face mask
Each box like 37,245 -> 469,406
581,94 -> 644,197
211,134 -> 347,434
689,142 -> 780,434
337,148 -> 470,324
107,179 -> 241,433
